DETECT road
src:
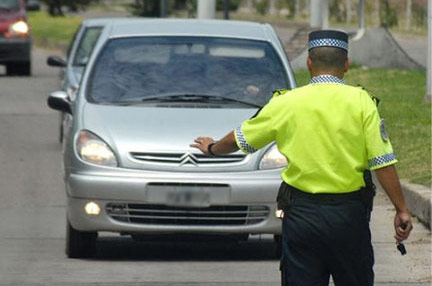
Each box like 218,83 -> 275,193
0,49 -> 430,286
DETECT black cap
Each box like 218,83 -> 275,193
308,30 -> 349,51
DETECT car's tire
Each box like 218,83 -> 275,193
66,219 -> 97,258
18,62 -> 31,76
6,62 -> 31,76
274,234 -> 282,258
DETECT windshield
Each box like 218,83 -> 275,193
87,37 -> 290,107
0,0 -> 19,10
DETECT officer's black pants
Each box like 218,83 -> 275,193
280,190 -> 374,286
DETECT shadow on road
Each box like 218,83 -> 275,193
91,235 -> 279,262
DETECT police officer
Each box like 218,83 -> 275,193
190,30 -> 413,286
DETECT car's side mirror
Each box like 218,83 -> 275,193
26,1 -> 40,11
47,55 -> 67,68
48,91 -> 72,114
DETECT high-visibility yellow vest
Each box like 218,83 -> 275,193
235,75 -> 396,194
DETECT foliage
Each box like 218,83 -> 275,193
329,0 -> 345,22
255,0 -> 269,15
130,0 -> 161,17
41,0 -> 98,16
128,0 -> 239,17
412,1 -> 427,27
283,0 -> 294,18
295,68 -> 431,186
216,0 -> 240,11
380,0 -> 398,28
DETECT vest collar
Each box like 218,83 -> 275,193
309,74 -> 345,85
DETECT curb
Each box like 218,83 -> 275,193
400,181 -> 431,229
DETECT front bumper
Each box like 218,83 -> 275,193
66,169 -> 283,235
0,38 -> 30,63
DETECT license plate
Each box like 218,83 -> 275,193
166,190 -> 210,207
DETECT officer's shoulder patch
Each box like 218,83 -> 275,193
380,118 -> 389,142
357,84 -> 380,107
272,89 -> 289,98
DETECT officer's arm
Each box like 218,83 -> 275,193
190,131 -> 238,156
374,165 -> 413,242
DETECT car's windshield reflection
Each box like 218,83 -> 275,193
87,36 -> 288,107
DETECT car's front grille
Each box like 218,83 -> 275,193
130,152 -> 246,166
106,203 -> 269,226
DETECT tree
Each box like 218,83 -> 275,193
42,0 -> 98,16
380,0 -> 398,27
131,0 -> 161,17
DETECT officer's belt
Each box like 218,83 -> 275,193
283,182 -> 362,202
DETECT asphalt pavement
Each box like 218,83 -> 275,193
0,48 -> 430,286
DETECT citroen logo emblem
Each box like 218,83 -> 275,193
179,152 -> 198,167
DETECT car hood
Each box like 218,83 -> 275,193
81,103 -> 256,154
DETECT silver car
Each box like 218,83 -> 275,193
47,19 -> 296,258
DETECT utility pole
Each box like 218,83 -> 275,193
197,0 -> 215,19
425,0 -> 431,103
359,0 -> 365,29
310,0 -> 321,28
310,0 -> 328,29
322,0 -> 329,29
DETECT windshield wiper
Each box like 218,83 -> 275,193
139,93 -> 261,107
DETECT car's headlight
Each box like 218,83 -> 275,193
76,130 -> 118,167
8,20 -> 29,37
259,144 -> 287,170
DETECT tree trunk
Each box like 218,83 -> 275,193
346,0 -> 351,24
246,0 -> 253,12
269,0 -> 276,15
425,0 -> 431,103
406,0 -> 412,30
295,0 -> 300,20
160,0 -> 167,17
359,0 -> 365,29
375,0 -> 380,26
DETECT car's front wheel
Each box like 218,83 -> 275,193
66,219 -> 97,258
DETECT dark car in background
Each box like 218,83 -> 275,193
0,0 -> 39,76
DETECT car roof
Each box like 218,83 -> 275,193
80,17 -> 130,27
91,18 -> 274,41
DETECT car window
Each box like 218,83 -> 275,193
67,24 -> 82,60
87,37 -> 290,107
0,0 -> 19,10
73,27 -> 103,66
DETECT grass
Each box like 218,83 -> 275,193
28,11 -> 82,48
295,68 -> 431,186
